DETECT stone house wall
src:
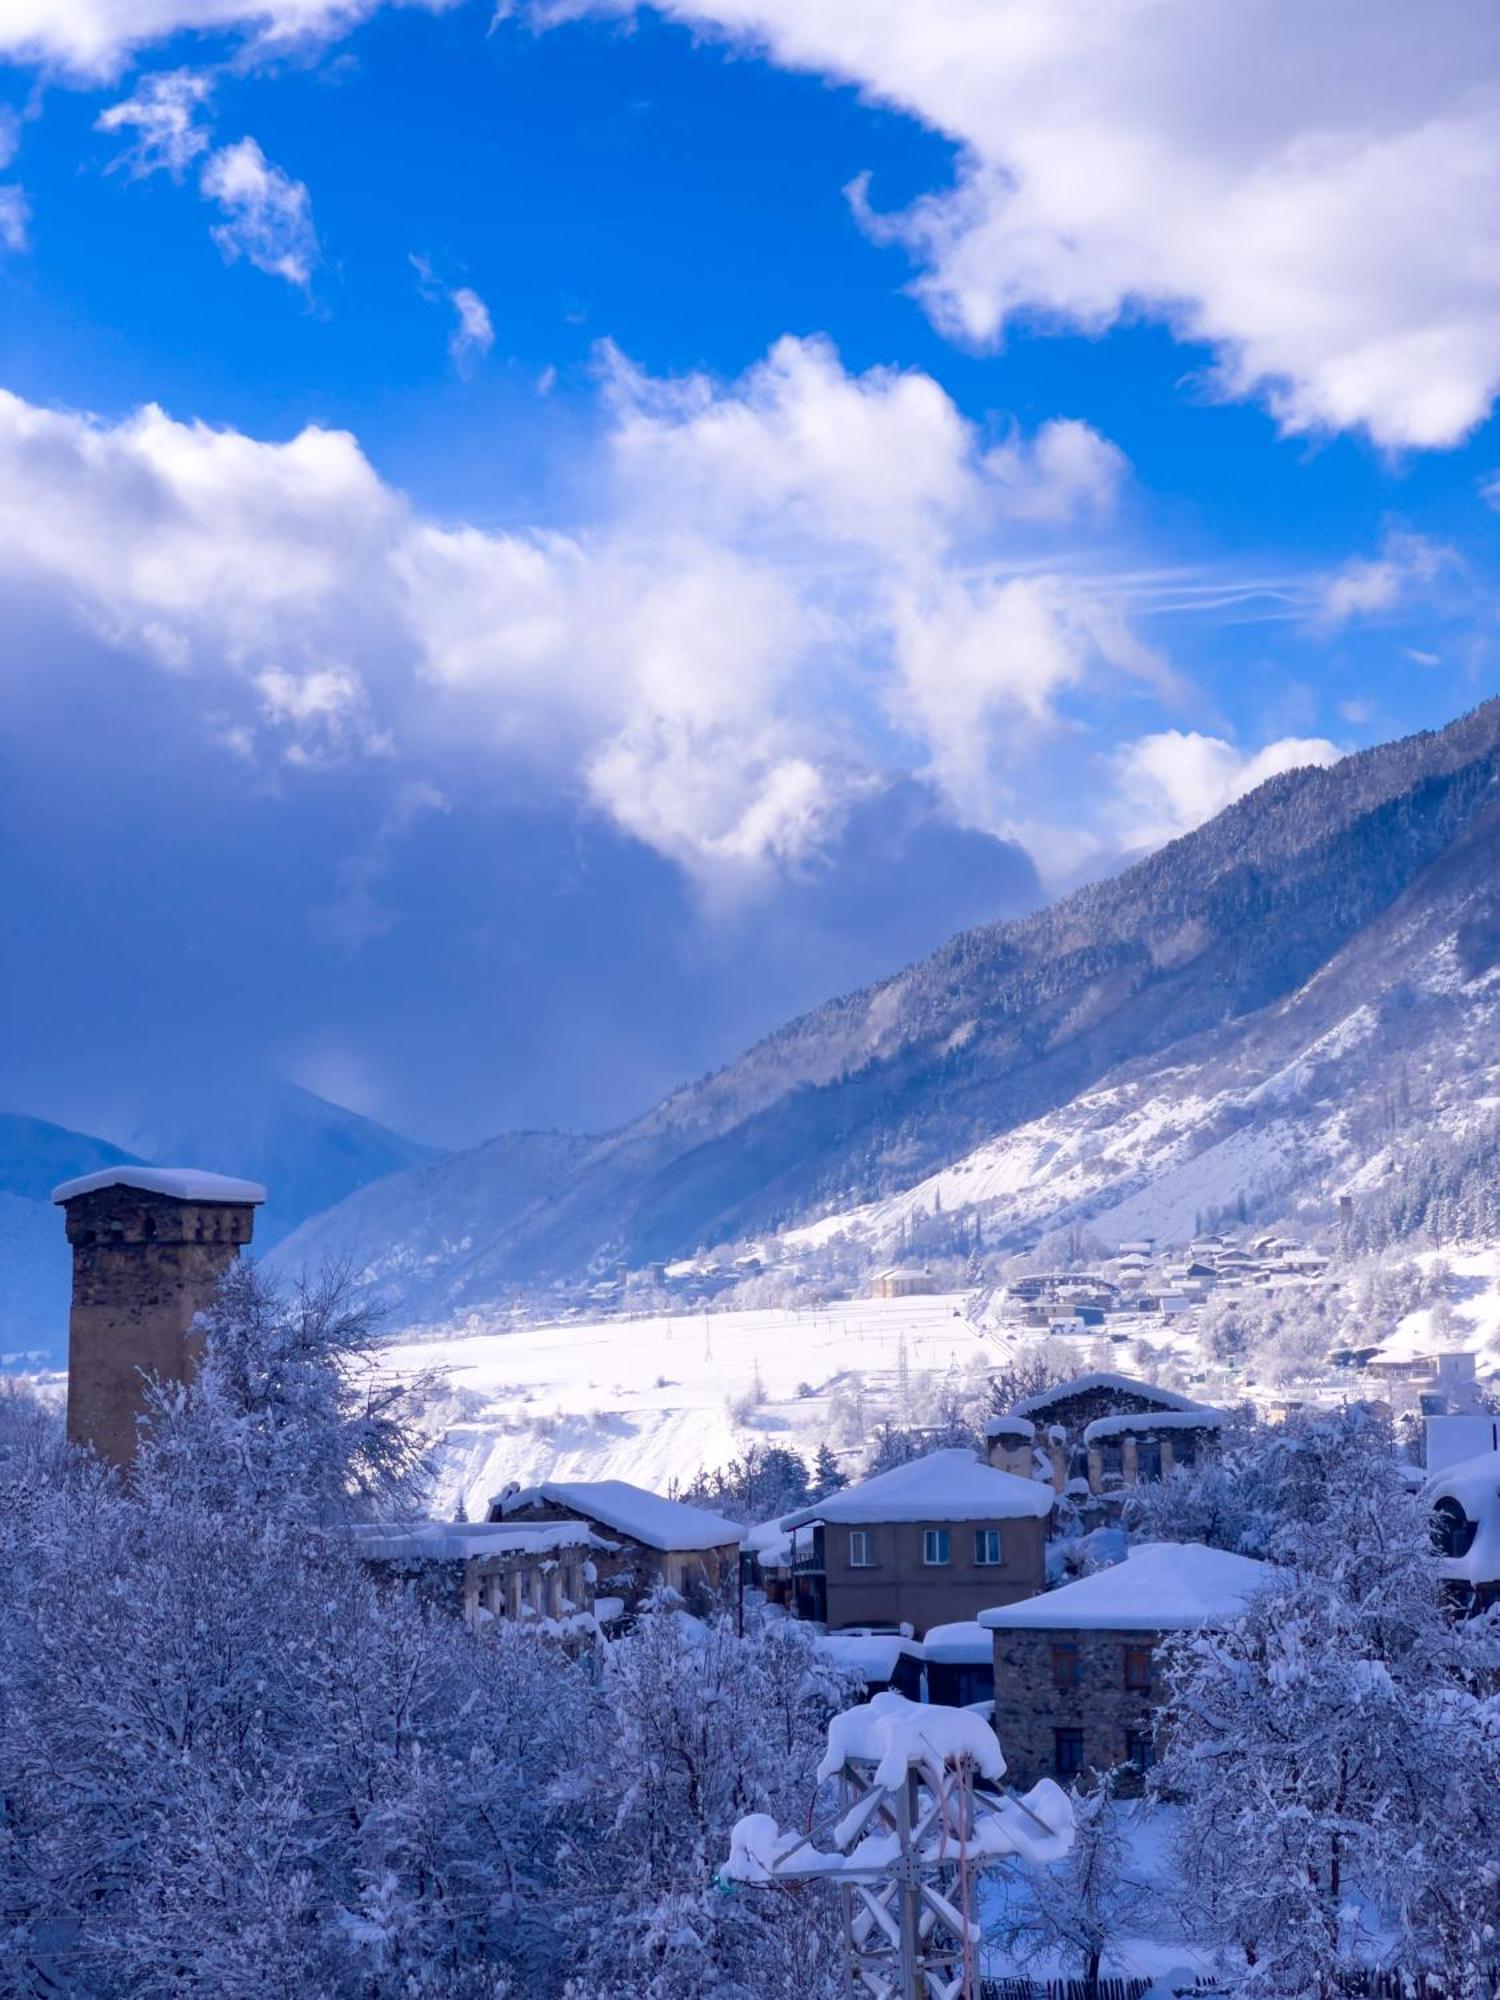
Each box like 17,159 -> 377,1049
990,1624 -> 1162,1788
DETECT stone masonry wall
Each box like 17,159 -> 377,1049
990,1624 -> 1161,1788
63,1186 -> 256,1467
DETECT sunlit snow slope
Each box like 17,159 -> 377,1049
384,1293 -> 993,1517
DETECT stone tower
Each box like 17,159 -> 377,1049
53,1167 -> 266,1468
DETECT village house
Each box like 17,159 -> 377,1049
778,1448 -> 1053,1638
353,1517 -> 612,1633
996,1372 -> 1228,1496
982,1542 -> 1269,1788
1424,1444 -> 1500,1615
489,1477 -> 742,1615
870,1266 -> 938,1299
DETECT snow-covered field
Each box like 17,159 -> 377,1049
382,1292 -> 998,1517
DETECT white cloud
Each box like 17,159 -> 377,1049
553,0 -> 1500,450
98,75 -> 316,289
1319,529 -> 1454,623
412,257 -> 495,372
448,286 -> 494,370
0,0 -> 450,79
0,186 -> 29,252
1481,470 -> 1500,511
0,342 -> 1166,891
200,136 -> 318,286
1110,730 -> 1343,850
97,68 -> 214,176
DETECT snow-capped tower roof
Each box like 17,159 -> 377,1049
52,1166 -> 267,1206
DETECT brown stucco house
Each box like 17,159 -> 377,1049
489,1478 -> 742,1616
981,1541 -> 1269,1788
779,1448 -> 1053,1638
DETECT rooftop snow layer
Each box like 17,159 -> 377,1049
919,1620 -> 993,1664
52,1166 -> 267,1206
816,1632 -> 919,1681
781,1448 -> 1053,1530
1083,1408 -> 1227,1442
494,1477 -> 743,1551
980,1542 -> 1269,1632
351,1519 -> 606,1561
982,1415 -> 1037,1441
1009,1373 -> 1206,1420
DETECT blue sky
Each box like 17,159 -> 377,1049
1,0 -> 1497,1147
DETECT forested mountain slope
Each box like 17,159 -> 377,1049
275,700 -> 1500,1321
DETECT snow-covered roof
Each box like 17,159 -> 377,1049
781,1449 -> 1053,1530
874,1266 -> 933,1281
1009,1373 -> 1207,1420
351,1518 -> 606,1562
983,1415 -> 1037,1441
980,1542 -> 1270,1633
1083,1408 -> 1227,1443
52,1165 -> 268,1206
494,1478 -> 743,1552
816,1632 -> 919,1682
920,1620 -> 993,1665
743,1518 -> 793,1566
1424,1449 -> 1500,1585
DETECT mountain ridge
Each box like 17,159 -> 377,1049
274,698 -> 1500,1321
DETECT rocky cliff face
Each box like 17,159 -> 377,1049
273,700 -> 1500,1320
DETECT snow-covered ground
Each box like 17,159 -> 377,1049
1373,1245 -> 1500,1365
381,1292 -> 999,1516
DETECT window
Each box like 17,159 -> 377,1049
1434,1497 -> 1478,1560
1126,1729 -> 1154,1776
1123,1646 -> 1153,1692
974,1527 -> 1003,1566
1051,1642 -> 1080,1691
1136,1437 -> 1163,1482
1173,1430 -> 1198,1467
923,1529 -> 951,1566
848,1530 -> 876,1568
1054,1728 -> 1085,1780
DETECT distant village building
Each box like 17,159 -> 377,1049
489,1477 -> 742,1615
982,1414 -> 1036,1480
1001,1372 -> 1227,1496
778,1449 -> 1053,1638
870,1266 -> 937,1300
52,1166 -> 266,1467
982,1543 -> 1269,1788
353,1518 -> 610,1633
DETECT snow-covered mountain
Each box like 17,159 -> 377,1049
120,1078 -> 437,1250
0,1086 -> 433,1364
273,698 -> 1500,1326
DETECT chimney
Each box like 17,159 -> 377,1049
53,1167 -> 266,1467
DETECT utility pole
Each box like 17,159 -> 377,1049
722,1692 -> 1073,2000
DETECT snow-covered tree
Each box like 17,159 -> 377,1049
1156,1406 -> 1500,1997
991,1773 -> 1140,1993
559,1601 -> 855,1999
